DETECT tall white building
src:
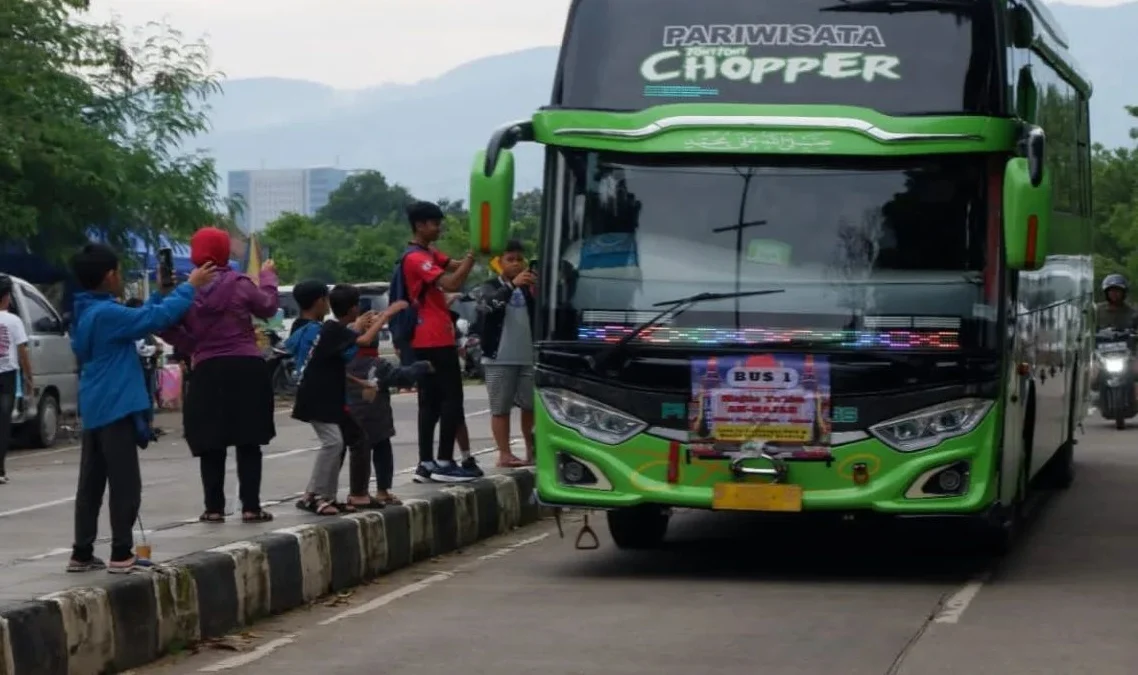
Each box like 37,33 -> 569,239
227,167 -> 349,233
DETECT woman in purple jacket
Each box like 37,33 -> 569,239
156,227 -> 280,523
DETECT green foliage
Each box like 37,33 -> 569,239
262,176 -> 539,285
1092,105 -> 1138,290
0,0 -> 222,262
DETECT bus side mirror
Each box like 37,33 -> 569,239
1003,153 -> 1051,271
470,148 -> 514,255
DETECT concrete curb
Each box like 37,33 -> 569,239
0,469 -> 542,675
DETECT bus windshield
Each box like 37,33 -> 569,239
557,0 -> 997,114
546,151 -> 993,344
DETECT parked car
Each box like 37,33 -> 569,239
6,276 -> 78,447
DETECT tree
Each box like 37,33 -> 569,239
337,229 -> 397,282
316,171 -> 414,227
0,1 -> 222,261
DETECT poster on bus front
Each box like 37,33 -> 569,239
689,354 -> 832,459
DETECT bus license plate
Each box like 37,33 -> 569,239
713,483 -> 803,512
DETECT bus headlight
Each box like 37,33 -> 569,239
539,388 -> 647,445
869,399 -> 993,453
1104,357 -> 1126,374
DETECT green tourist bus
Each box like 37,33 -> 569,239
468,0 -> 1093,551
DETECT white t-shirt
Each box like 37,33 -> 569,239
0,310 -> 27,374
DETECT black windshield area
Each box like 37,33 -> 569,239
557,0 -> 997,114
544,152 -> 993,347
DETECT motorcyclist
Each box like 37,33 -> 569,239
1092,274 -> 1138,404
1096,274 -> 1138,331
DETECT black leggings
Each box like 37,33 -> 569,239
337,432 -> 394,493
199,445 -> 263,514
372,438 -> 394,490
414,346 -> 464,464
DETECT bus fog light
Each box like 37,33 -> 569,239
937,468 -> 963,492
563,460 -> 589,483
906,461 -> 971,499
556,452 -> 612,491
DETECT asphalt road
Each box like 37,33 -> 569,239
0,384 -> 526,600
137,417 -> 1137,675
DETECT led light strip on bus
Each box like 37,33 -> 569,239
576,325 -> 960,349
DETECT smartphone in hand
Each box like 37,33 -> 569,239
158,248 -> 175,288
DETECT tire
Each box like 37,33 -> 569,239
271,363 -> 296,396
606,506 -> 670,550
29,392 -> 60,449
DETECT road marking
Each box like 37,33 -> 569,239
194,531 -> 549,671
934,574 -> 989,624
0,477 -> 179,520
0,496 -> 77,519
198,635 -> 298,672
9,439 -> 524,561
317,532 -> 549,627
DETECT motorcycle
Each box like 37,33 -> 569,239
264,330 -> 299,396
1093,327 -> 1137,429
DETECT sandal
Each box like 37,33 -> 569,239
297,495 -> 340,516
242,510 -> 274,523
332,501 -> 357,513
346,496 -> 386,510
379,493 -> 403,506
108,556 -> 155,575
199,511 -> 225,523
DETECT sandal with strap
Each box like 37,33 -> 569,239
199,511 -> 225,523
242,510 -> 274,523
346,496 -> 385,510
379,492 -> 403,506
297,495 -> 340,516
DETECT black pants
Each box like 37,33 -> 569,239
0,370 -> 16,474
414,346 -> 464,464
373,438 -> 394,490
72,417 -> 141,562
395,339 -> 416,367
336,416 -> 372,496
199,445 -> 263,514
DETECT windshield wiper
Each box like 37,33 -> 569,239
820,0 -> 973,12
586,289 -> 785,373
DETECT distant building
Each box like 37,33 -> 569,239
227,167 -> 350,233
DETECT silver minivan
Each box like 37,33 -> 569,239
6,277 -> 77,447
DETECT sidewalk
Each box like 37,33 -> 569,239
0,387 -> 541,675
0,466 -> 543,675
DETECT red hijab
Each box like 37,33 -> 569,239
190,227 -> 230,267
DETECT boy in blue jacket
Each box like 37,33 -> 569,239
66,243 -> 216,574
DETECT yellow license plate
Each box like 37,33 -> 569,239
712,483 -> 803,512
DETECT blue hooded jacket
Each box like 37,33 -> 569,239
71,284 -> 196,430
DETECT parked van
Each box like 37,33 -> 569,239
6,276 -> 77,447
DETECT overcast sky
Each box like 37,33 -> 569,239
90,0 -> 1125,89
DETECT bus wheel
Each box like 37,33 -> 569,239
606,506 -> 670,550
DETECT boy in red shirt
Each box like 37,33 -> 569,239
402,201 -> 478,483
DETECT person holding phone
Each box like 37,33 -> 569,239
473,240 -> 536,467
153,226 -> 280,523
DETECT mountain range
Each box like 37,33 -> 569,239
196,1 -> 1136,201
